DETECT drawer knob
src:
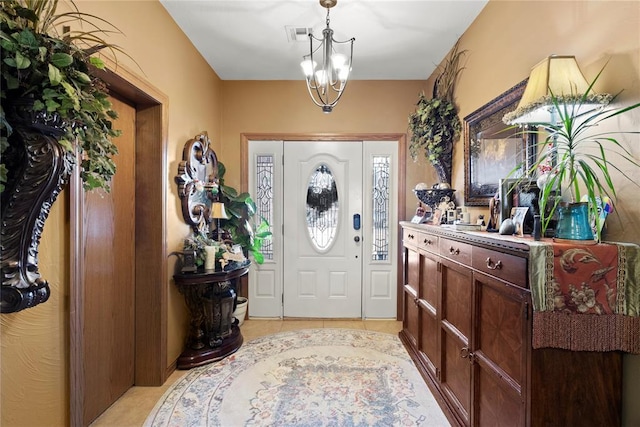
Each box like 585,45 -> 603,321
449,247 -> 460,256
486,257 -> 503,270
423,238 -> 432,245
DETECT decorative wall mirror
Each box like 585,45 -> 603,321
175,132 -> 219,234
463,79 -> 536,206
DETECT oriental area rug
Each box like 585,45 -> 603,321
144,328 -> 450,427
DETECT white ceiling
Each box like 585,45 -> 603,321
159,0 -> 488,81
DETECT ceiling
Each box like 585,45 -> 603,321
159,0 -> 488,81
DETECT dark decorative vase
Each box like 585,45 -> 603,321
414,188 -> 456,211
430,141 -> 453,185
1,102 -> 75,313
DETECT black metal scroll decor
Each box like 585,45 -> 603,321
175,132 -> 219,234
1,107 -> 75,313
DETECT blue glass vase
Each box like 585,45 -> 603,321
554,202 -> 594,241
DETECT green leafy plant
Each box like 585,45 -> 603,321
217,161 -> 272,264
408,40 -> 466,184
408,96 -> 460,163
0,0 -> 134,191
183,232 -> 217,267
507,67 -> 640,241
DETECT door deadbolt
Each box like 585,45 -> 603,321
354,236 -> 360,242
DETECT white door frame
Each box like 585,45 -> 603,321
241,133 -> 407,320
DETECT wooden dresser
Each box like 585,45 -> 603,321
400,222 -> 623,427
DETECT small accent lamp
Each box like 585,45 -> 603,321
211,202 -> 229,242
503,55 -> 612,125
300,0 -> 355,113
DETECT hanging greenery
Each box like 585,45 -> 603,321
408,40 -> 467,184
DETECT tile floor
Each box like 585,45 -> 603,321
90,319 -> 402,426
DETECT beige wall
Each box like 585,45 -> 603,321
220,79 -> 431,192
0,1 -> 222,425
2,0 -> 639,425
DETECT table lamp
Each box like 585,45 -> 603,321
211,202 -> 229,242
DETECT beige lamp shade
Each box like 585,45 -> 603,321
504,55 -> 611,124
211,202 -> 229,219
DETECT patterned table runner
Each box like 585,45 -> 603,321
528,240 -> 640,353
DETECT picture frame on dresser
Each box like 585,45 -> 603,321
500,177 -> 557,236
510,206 -> 529,237
431,209 -> 443,225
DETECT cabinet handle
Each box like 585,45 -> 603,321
408,234 -> 414,239
485,257 -> 503,270
460,347 -> 470,359
423,238 -> 431,245
449,247 -> 460,256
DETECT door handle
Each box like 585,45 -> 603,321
354,236 -> 360,243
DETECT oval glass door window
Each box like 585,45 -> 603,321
306,164 -> 339,251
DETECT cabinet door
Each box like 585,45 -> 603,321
406,246 -> 420,294
418,250 -> 439,379
439,258 -> 473,425
472,272 -> 530,427
402,247 -> 420,348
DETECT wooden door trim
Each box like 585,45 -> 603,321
240,133 -> 406,320
70,60 -> 169,426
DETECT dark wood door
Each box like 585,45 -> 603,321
82,96 -> 136,425
439,258 -> 472,426
472,272 -> 529,427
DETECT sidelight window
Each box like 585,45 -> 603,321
255,155 -> 274,260
372,156 -> 390,261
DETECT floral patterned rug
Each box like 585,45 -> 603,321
144,328 -> 450,426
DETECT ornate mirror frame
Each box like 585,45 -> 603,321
463,79 -> 536,206
175,132 -> 219,234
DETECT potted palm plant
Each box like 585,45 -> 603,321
0,0 -> 131,312
504,67 -> 640,242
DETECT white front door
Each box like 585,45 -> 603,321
283,141 -> 363,318
247,138 -> 398,319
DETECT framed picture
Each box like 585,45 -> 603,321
511,207 -> 529,237
463,79 -> 537,206
446,210 -> 456,224
500,178 -> 558,235
411,212 -> 430,224
431,209 -> 443,225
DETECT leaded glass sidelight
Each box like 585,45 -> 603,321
306,164 -> 339,251
256,155 -> 274,260
372,156 -> 390,261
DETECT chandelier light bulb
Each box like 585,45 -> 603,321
331,53 -> 347,70
301,59 -> 316,77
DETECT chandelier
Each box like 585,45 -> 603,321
300,0 -> 355,113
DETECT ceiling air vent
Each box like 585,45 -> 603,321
285,26 -> 312,43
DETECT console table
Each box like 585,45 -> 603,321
400,222 -> 636,426
173,265 -> 249,369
